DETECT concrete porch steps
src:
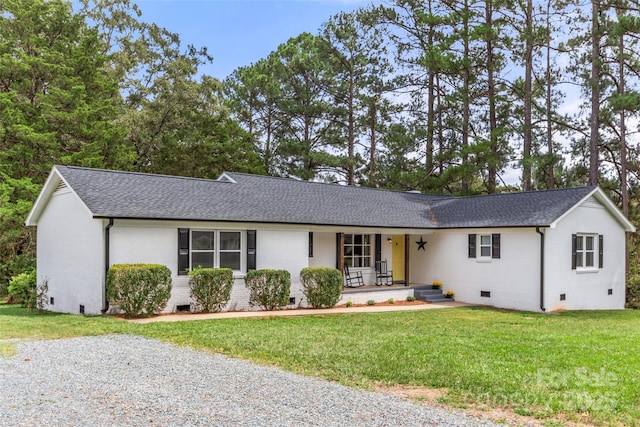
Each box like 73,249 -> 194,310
413,286 -> 451,303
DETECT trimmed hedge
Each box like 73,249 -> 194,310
627,274 -> 640,309
107,264 -> 172,318
300,267 -> 342,308
245,269 -> 290,310
189,268 -> 234,313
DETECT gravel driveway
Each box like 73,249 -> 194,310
1,335 -> 502,426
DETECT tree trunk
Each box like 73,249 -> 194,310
589,0 -> 601,186
522,0 -> 533,191
426,0 -> 435,175
617,12 -> 629,274
546,0 -> 555,189
461,0 -> 471,192
347,63 -> 355,186
486,0 -> 497,194
369,101 -> 377,187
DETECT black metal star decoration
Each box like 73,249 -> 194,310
416,237 -> 427,251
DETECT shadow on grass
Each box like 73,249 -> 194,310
0,303 -> 66,318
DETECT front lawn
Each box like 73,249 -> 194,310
1,304 -> 639,426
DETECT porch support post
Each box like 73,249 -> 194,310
336,232 -> 345,275
404,234 -> 410,286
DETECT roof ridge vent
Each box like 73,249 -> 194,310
217,172 -> 237,184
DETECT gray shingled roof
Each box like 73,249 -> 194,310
428,188 -> 596,228
54,166 -> 595,229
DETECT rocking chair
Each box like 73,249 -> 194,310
343,265 -> 365,288
375,259 -> 393,286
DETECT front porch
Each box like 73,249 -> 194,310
339,284 -> 450,305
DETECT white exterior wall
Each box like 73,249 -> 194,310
108,221 -> 310,312
416,228 -> 542,311
544,197 -> 626,310
109,222 -> 188,312
308,232 -> 335,268
36,189 -> 105,315
255,229 -> 309,308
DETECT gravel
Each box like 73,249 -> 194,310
0,335 -> 504,426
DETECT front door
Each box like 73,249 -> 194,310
391,235 -> 405,283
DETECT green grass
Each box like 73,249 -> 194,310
1,304 -> 639,426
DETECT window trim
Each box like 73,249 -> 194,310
219,231 -> 242,271
573,233 -> 601,271
190,229 -> 244,272
479,234 -> 492,258
469,233 -> 501,261
343,233 -> 372,268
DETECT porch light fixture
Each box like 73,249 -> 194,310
387,237 -> 392,244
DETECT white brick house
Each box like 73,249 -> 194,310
26,166 -> 635,314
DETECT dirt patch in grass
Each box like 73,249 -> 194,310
376,384 -> 598,427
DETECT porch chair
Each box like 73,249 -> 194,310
375,259 -> 393,286
343,265 -> 365,288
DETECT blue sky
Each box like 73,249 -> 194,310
136,0 -> 375,79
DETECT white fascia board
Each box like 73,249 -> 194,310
217,172 -> 237,183
591,187 -> 636,232
25,166 -> 61,226
549,187 -> 636,232
25,166 -> 96,226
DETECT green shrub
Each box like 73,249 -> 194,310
8,269 -> 36,308
107,264 -> 172,318
388,298 -> 395,304
626,274 -> 640,309
367,299 -> 376,306
189,268 -> 234,312
300,267 -> 342,308
245,269 -> 290,310
406,295 -> 416,302
345,301 -> 353,307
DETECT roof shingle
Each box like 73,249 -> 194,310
54,166 -> 596,229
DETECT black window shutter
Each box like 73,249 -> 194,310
599,234 -> 603,268
336,233 -> 345,269
492,234 -> 501,259
247,230 -> 256,271
178,228 -> 190,275
468,234 -> 476,258
571,234 -> 577,270
375,234 -> 382,264
308,232 -> 314,257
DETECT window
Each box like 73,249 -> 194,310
572,233 -> 602,270
479,235 -> 492,257
344,234 -> 371,267
191,231 -> 215,268
179,229 -> 244,274
219,231 -> 241,270
468,233 -> 500,259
